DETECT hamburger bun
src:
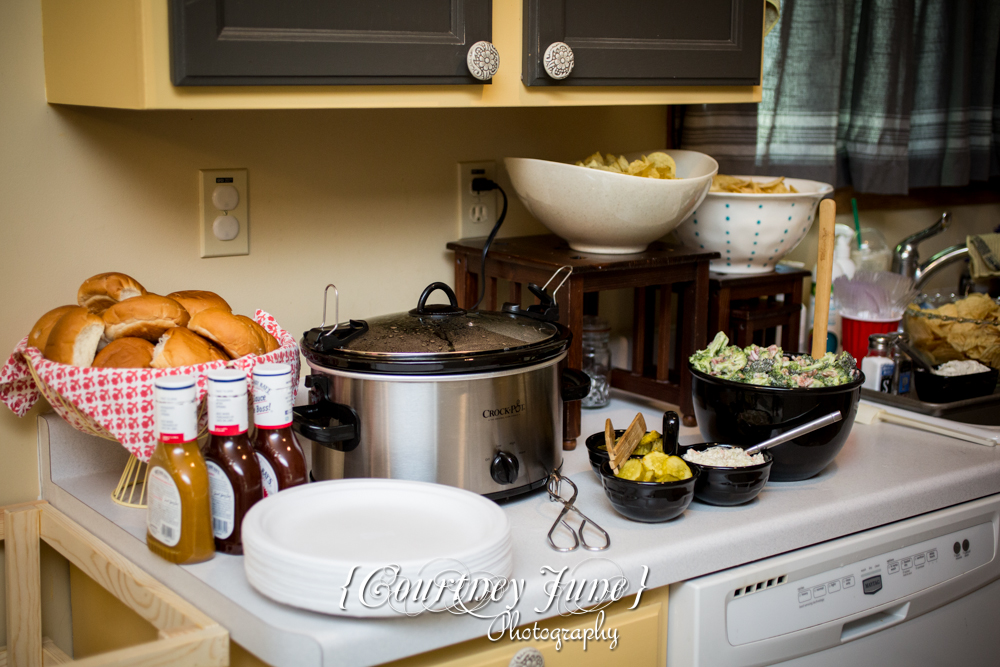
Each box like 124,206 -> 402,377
78,273 -> 147,314
27,305 -> 79,351
236,315 -> 281,354
188,308 -> 265,359
43,308 -> 105,366
166,290 -> 232,318
103,295 -> 190,342
93,337 -> 155,368
151,327 -> 228,368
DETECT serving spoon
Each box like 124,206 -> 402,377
744,411 -> 843,456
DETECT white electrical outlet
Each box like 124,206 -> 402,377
457,161 -> 497,240
200,169 -> 249,258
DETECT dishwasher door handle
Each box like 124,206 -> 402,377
839,601 -> 910,643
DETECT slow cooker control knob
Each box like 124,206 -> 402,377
490,451 -> 520,485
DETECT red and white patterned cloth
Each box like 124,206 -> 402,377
0,310 -> 299,462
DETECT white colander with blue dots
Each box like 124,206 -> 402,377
674,177 -> 834,274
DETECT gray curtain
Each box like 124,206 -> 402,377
680,0 -> 1000,194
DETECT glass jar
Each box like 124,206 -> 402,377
891,333 -> 913,396
581,316 -> 611,409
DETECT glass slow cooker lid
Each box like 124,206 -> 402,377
301,283 -> 570,375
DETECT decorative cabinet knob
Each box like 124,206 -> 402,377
543,42 -> 574,80
509,647 -> 544,667
467,41 -> 500,81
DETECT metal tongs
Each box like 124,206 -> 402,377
546,470 -> 610,552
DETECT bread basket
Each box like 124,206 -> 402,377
0,311 -> 300,462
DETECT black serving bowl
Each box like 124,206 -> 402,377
585,412 -> 682,475
585,429 -> 625,475
913,366 -> 999,403
677,443 -> 773,506
690,367 -> 864,482
598,460 -> 700,523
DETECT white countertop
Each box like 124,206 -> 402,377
37,391 -> 1000,667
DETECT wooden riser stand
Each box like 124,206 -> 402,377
1,501 -> 228,667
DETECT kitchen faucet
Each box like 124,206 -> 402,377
891,212 -> 969,289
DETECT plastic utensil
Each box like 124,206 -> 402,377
855,402 -> 998,447
744,411 -> 844,455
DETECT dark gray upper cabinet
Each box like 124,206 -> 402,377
170,0 -> 494,86
522,0 -> 764,86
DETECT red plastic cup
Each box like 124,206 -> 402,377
841,315 -> 900,362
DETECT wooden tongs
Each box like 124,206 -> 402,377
606,413 -> 647,474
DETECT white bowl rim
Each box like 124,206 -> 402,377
704,175 -> 834,198
504,149 -> 719,182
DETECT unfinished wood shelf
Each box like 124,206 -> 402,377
1,501 -> 228,667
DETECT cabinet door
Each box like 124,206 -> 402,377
170,0 -> 493,86
522,0 -> 764,86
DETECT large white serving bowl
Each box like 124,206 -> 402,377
674,177 -> 834,274
504,149 -> 718,254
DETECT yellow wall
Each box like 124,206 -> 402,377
0,0 -> 669,506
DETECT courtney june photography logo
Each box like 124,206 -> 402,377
335,557 -> 650,650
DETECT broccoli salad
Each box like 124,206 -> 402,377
690,332 -> 860,388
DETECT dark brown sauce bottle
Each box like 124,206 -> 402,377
252,363 -> 307,495
203,369 -> 262,555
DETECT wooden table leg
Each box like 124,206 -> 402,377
5,506 -> 43,667
631,287 -> 647,375
453,253 -> 479,310
562,277 -> 585,450
680,262 -> 710,427
509,281 -> 522,307
656,285 -> 673,381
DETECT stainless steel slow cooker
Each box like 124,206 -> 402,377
293,282 -> 589,499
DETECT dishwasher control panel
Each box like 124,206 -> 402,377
727,521 -> 994,645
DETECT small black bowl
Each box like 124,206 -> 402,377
677,443 -> 773,506
913,366 -> 999,403
598,460 -> 700,523
585,412 -> 682,475
585,429 -> 625,475
690,365 -> 863,482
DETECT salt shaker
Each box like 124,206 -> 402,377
861,333 -> 895,393
581,316 -> 611,408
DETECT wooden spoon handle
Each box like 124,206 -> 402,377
812,199 -> 837,359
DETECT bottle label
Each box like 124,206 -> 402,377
257,453 -> 279,497
208,382 -> 248,436
147,466 -> 182,547
879,363 -> 894,393
155,385 -> 198,444
253,371 -> 293,428
206,461 -> 236,539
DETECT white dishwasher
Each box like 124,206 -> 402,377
667,494 -> 1000,666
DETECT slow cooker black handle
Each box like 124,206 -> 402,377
292,401 -> 360,452
561,369 -> 592,402
410,282 -> 466,317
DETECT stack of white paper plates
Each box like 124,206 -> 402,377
242,479 -> 514,617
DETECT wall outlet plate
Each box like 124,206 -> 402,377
200,168 -> 248,257
457,161 -> 497,240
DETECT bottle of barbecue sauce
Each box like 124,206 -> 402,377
146,375 -> 214,564
203,369 -> 263,555
252,363 -> 307,495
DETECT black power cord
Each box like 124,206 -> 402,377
470,177 -> 508,311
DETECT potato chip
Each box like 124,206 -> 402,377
711,174 -> 798,194
573,151 -> 678,180
955,293 -> 997,320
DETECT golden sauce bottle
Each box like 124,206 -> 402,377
203,369 -> 262,555
146,375 -> 215,564
252,363 -> 307,496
